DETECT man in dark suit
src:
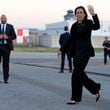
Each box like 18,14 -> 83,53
0,14 -> 16,83
58,26 -> 72,73
103,37 -> 110,64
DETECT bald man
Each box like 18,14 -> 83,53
0,14 -> 16,83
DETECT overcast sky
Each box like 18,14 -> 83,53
0,0 -> 110,29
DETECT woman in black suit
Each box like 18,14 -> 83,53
66,5 -> 101,104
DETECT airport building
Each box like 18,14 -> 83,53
14,10 -> 110,48
44,10 -> 110,48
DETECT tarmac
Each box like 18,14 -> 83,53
0,52 -> 110,110
11,52 -> 110,76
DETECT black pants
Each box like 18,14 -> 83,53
60,52 -> 72,72
104,50 -> 110,64
71,56 -> 100,102
0,45 -> 11,82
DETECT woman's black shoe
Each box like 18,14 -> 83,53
96,93 -> 100,102
96,83 -> 101,102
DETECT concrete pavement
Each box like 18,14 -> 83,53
0,52 -> 109,110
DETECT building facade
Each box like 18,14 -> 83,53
13,28 -> 29,45
44,10 -> 110,48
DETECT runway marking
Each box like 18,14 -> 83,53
12,62 -> 110,77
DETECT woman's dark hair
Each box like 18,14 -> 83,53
74,6 -> 88,19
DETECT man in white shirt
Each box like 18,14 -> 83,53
0,14 -> 16,83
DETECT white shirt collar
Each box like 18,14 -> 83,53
1,23 -> 7,31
